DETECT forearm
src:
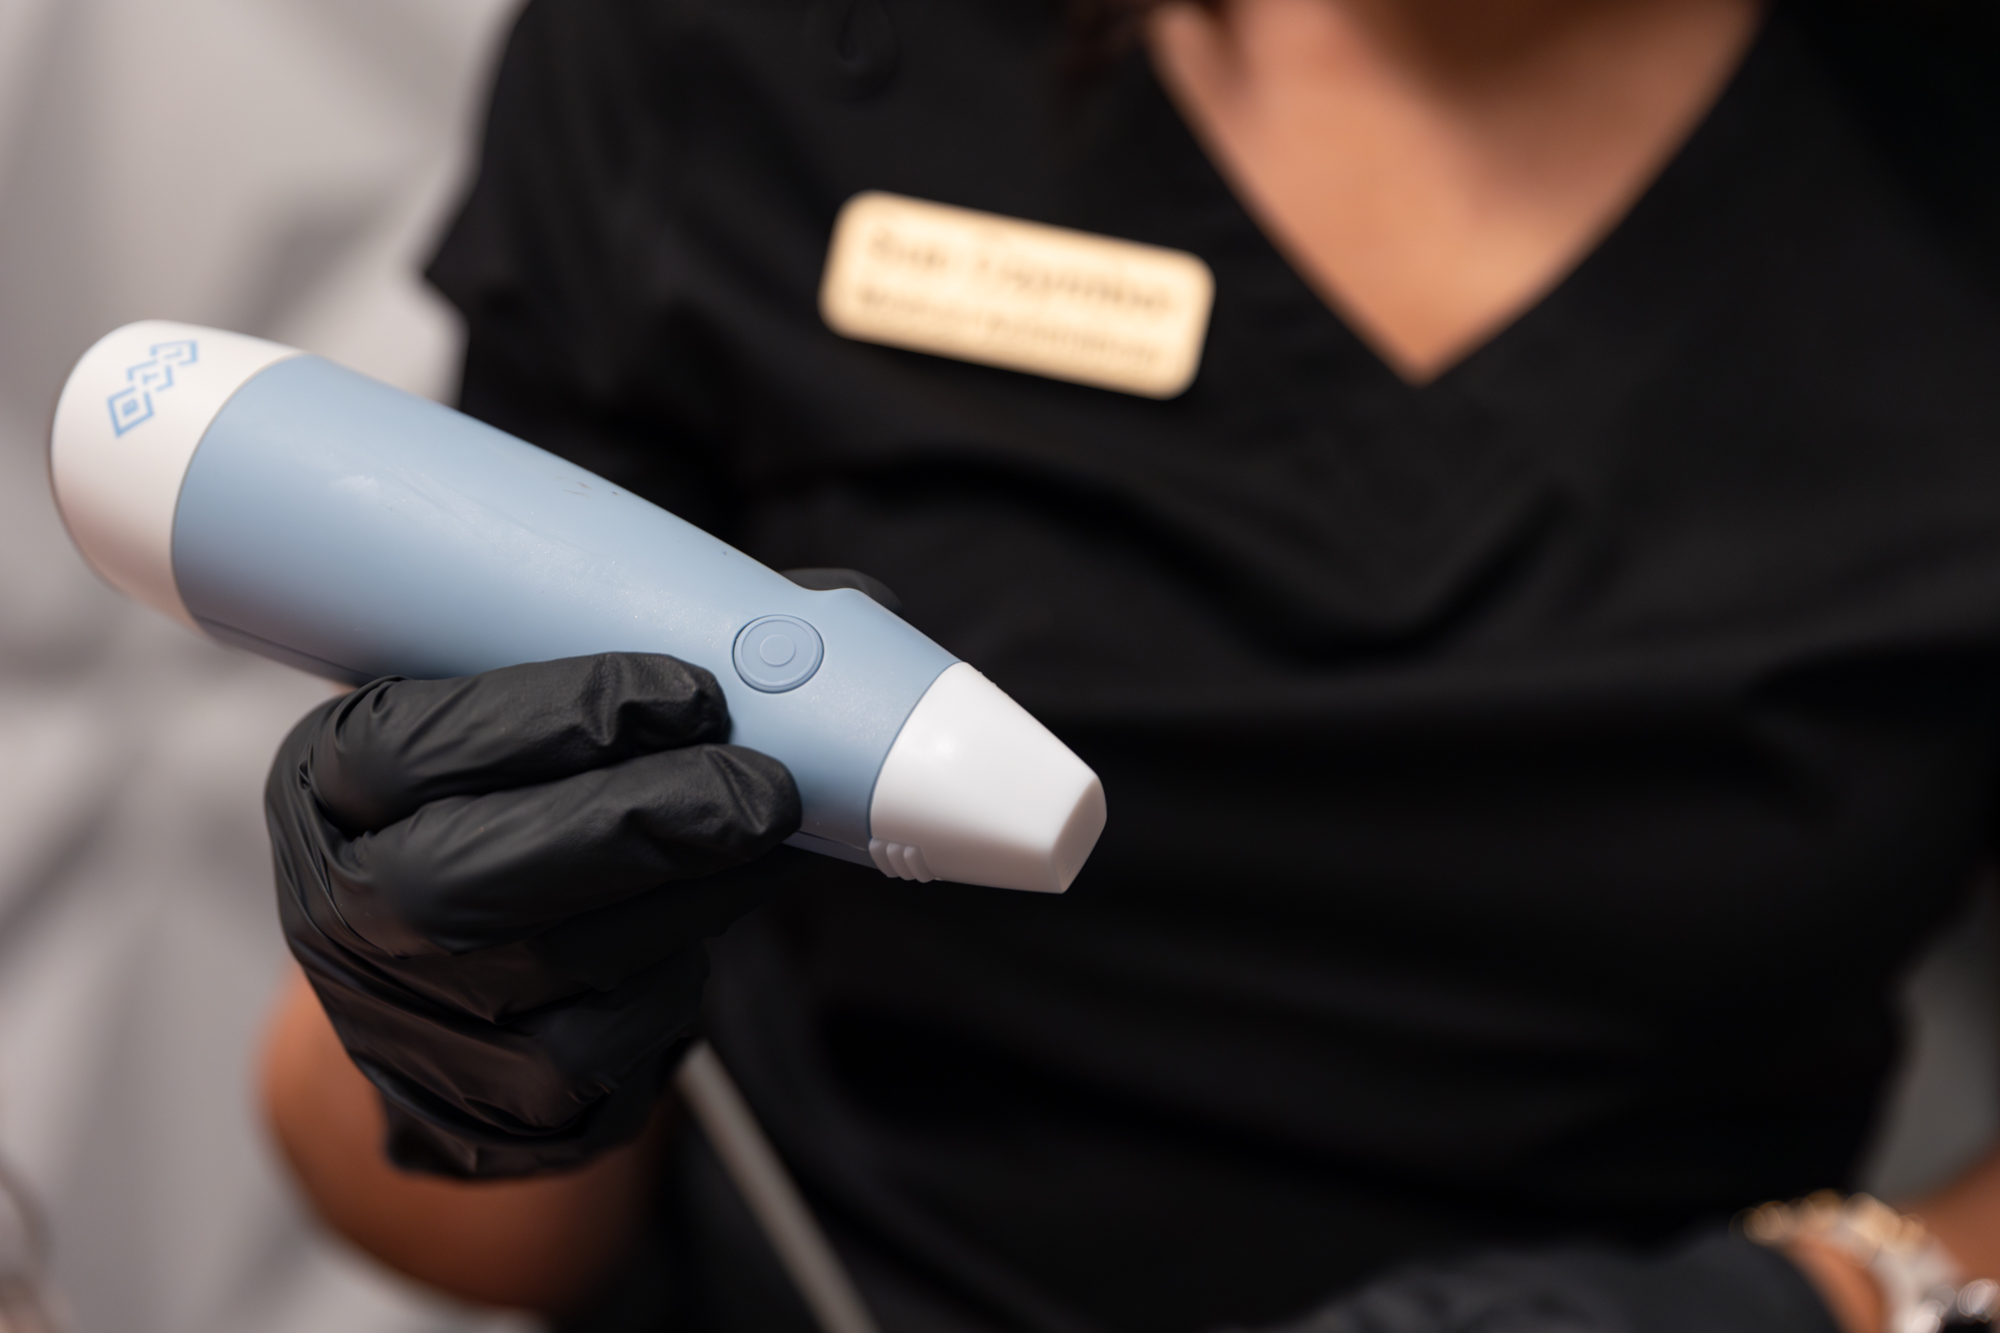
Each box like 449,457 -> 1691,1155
1783,1236 -> 1884,1333
259,968 -> 664,1313
1914,1145 -> 2000,1297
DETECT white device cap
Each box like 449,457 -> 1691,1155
49,320 -> 300,626
867,663 -> 1107,893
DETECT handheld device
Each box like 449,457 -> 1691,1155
49,321 -> 1105,893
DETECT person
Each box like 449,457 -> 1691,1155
258,0 -> 2000,1329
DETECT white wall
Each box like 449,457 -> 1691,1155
0,1 -> 535,1329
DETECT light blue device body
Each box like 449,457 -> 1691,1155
172,355 -> 958,860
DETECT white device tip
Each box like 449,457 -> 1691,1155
50,320 -> 300,625
867,663 -> 1106,894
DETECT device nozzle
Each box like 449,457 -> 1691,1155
866,664 -> 1106,893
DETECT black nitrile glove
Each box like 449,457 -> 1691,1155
266,653 -> 800,1178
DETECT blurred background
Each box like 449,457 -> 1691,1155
0,0 -> 531,1329
0,0 -> 1989,1329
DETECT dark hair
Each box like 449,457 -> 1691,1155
1064,0 -> 1188,81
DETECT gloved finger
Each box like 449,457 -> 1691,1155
527,855 -> 786,991
310,653 -> 731,835
782,566 -> 902,613
322,742 -> 799,956
275,837 -> 581,1023
315,944 -> 711,1174
379,1042 -> 683,1178
282,866 -> 782,1025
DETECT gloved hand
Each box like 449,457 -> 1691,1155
266,652 -> 800,1178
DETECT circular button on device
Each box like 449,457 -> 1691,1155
733,615 -> 824,692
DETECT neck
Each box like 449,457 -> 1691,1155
1146,0 -> 1763,378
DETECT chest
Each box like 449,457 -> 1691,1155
516,12 -> 2000,1099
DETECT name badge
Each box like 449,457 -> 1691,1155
819,192 -> 1215,399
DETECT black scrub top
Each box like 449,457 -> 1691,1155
428,2 -> 2000,1330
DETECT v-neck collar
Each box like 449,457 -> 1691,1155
1117,3 -> 1786,404
1041,9 -> 1813,651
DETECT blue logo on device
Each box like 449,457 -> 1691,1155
107,340 -> 199,436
